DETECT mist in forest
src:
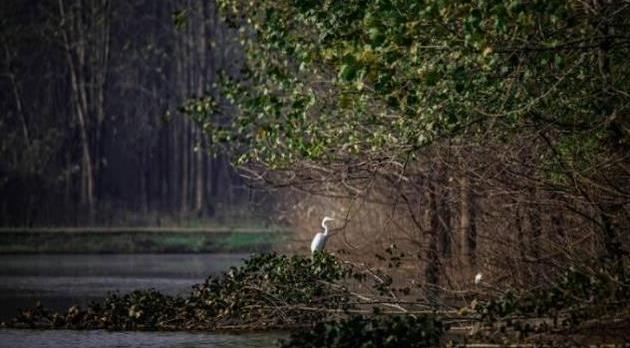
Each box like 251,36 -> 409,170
0,0 -> 265,227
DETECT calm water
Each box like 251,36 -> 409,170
0,253 -> 283,348
0,330 -> 280,348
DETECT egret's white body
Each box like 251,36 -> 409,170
310,216 -> 334,254
310,233 -> 328,253
474,272 -> 483,285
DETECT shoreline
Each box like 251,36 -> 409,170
0,228 -> 288,254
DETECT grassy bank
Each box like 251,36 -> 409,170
0,228 -> 289,253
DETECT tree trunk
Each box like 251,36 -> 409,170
423,178 -> 440,301
58,0 -> 96,220
194,3 -> 207,215
458,174 -> 476,269
438,184 -> 452,259
3,44 -> 30,146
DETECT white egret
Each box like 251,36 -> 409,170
474,272 -> 483,285
310,216 -> 334,254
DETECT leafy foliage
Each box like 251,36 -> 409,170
6,290 -> 184,330
280,315 -> 445,348
477,264 -> 630,335
186,0 -> 629,172
185,252 -> 355,327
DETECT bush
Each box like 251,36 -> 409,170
280,315 -> 445,348
5,252 -> 355,330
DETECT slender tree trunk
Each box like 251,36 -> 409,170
438,184 -> 452,258
178,21 -> 190,215
139,149 -> 148,214
159,121 -> 170,214
194,129 -> 205,215
93,0 -> 110,203
3,44 -> 30,146
458,174 -> 476,269
171,115 -> 180,216
58,0 -> 96,220
193,3 -> 207,215
423,178 -> 440,301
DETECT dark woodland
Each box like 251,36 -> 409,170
0,0 -> 259,226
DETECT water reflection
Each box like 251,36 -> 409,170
0,254 -> 249,319
0,329 -> 281,348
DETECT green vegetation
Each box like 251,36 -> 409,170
195,0 -> 628,172
280,315 -> 445,348
216,233 -> 275,251
3,253 -> 355,330
475,265 -> 630,341
7,252 -> 629,345
0,229 -> 286,253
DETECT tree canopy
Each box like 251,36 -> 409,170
195,0 -> 628,172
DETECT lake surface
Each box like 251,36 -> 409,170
0,253 -> 283,348
0,330 -> 280,348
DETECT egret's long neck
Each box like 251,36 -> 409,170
322,221 -> 329,235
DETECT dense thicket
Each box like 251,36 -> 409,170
0,0 -> 264,226
191,0 -> 630,301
